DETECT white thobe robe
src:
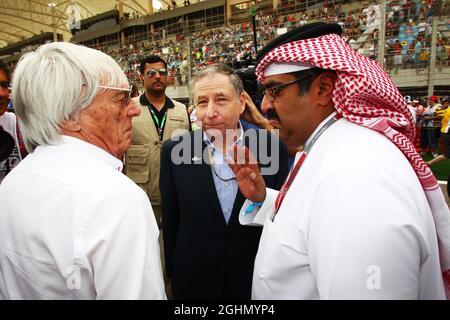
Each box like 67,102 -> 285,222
241,116 -> 446,299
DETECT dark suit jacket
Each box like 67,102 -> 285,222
160,128 -> 288,300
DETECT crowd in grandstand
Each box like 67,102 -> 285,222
405,95 -> 450,158
82,0 -> 449,86
1,0 -> 449,88
0,0 -> 448,93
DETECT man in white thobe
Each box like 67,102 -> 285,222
229,22 -> 450,300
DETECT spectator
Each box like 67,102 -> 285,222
420,95 -> 442,157
428,99 -> 450,165
125,55 -> 191,229
0,60 -> 26,184
393,39 -> 403,66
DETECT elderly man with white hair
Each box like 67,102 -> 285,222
0,42 -> 166,300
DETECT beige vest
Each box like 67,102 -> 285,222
125,96 -> 190,205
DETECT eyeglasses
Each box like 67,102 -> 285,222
207,146 -> 236,183
145,68 -> 167,77
262,77 -> 309,102
99,85 -> 134,106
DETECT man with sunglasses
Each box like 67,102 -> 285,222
230,22 -> 450,299
125,55 -> 190,229
0,43 -> 166,299
159,64 -> 288,299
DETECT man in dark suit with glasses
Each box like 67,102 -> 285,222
160,64 -> 288,299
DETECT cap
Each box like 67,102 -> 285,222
256,22 -> 343,67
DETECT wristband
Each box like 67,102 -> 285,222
244,201 -> 264,215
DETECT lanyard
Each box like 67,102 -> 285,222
206,146 -> 236,183
149,108 -> 167,140
274,114 -> 340,217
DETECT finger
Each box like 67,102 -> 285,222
245,146 -> 251,163
227,149 -> 247,174
227,144 -> 245,165
245,146 -> 260,168
235,166 -> 255,182
231,144 -> 241,164
225,155 -> 237,173
236,145 -> 247,165
228,146 -> 240,173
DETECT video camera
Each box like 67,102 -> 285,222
234,66 -> 263,110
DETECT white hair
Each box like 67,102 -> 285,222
12,42 -> 129,152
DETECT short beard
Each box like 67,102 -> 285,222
147,86 -> 166,96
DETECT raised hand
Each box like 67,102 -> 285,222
241,91 -> 272,130
227,144 -> 266,203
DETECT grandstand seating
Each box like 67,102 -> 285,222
1,0 -> 449,100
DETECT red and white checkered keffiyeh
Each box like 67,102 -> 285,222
256,33 -> 450,298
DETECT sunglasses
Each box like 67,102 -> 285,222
99,85 -> 134,106
145,68 -> 167,77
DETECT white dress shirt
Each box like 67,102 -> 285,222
241,117 -> 446,299
0,136 -> 166,300
203,122 -> 243,224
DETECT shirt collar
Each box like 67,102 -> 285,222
139,93 -> 175,109
203,120 -> 244,155
59,135 -> 124,171
304,111 -> 338,151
